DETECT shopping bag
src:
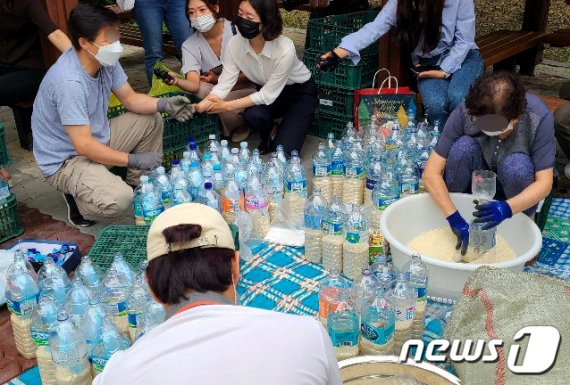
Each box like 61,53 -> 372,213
353,69 -> 416,130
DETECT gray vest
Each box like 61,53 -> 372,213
463,108 -> 541,171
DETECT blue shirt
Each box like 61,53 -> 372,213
32,48 -> 128,177
339,0 -> 478,74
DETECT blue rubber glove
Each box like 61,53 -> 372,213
446,211 -> 469,255
473,200 -> 512,230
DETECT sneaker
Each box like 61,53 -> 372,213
63,194 -> 96,227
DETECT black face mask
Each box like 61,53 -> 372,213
235,16 -> 261,39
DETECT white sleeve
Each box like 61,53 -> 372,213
249,43 -> 296,106
315,320 -> 343,385
211,37 -> 240,100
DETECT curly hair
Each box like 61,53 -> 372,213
465,72 -> 527,120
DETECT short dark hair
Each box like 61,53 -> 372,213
68,3 -> 119,50
246,0 -> 283,41
186,0 -> 221,20
465,72 -> 527,121
146,224 -> 235,305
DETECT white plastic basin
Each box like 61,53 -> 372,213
380,193 -> 542,300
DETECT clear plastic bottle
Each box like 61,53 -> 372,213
133,180 -> 144,225
207,134 -> 221,156
91,316 -> 131,376
245,173 -> 270,238
49,310 -> 92,385
220,139 -> 231,163
155,166 -> 174,209
225,148 -> 240,177
201,152 -> 215,180
38,257 -> 70,306
321,196 -> 347,272
140,175 -> 164,225
134,301 -> 166,341
101,266 -> 130,335
111,252 -> 135,287
173,178 -> 192,205
198,182 -> 222,212
359,286 -> 395,355
222,172 -> 245,224
75,255 -> 101,293
350,268 -> 380,315
304,187 -> 327,263
283,150 -> 307,227
6,263 -> 39,359
388,274 -> 417,355
187,139 -> 202,163
400,160 -> 420,199
127,262 -> 151,342
342,121 -> 357,153
318,268 -> 351,327
170,160 -> 189,190
31,295 -> 59,385
327,290 -> 359,360
330,140 -> 346,199
84,292 -> 106,373
468,217 -> 497,261
239,141 -> 250,166
343,204 -> 370,280
7,250 -> 38,283
234,156 -> 249,192
343,139 -> 365,205
180,152 -> 192,174
365,156 -> 384,206
212,164 -> 225,192
371,254 -> 397,294
64,276 -> 90,325
248,148 -> 265,178
264,153 -> 284,220
401,253 -> 429,340
370,171 -> 400,231
312,143 -> 332,202
276,144 -> 288,172
188,160 -> 205,201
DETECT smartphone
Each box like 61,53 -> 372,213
410,65 -> 441,76
153,67 -> 175,83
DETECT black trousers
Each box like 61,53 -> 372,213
243,78 -> 318,155
0,63 -> 45,106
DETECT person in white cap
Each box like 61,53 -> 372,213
92,203 -> 342,385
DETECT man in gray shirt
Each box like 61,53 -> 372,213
32,4 -> 193,226
423,72 -> 555,255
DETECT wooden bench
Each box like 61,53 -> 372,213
539,95 -> 566,113
543,29 -> 570,48
476,30 -> 546,69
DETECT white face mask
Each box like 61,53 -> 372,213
89,41 -> 123,66
190,13 -> 216,33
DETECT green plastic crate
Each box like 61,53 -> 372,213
317,84 -> 355,118
89,225 -> 149,272
303,49 -> 376,90
309,112 -> 353,139
0,194 -> 24,244
0,122 -> 11,167
307,10 -> 379,56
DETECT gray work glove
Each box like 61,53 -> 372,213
127,152 -> 162,170
157,95 -> 195,122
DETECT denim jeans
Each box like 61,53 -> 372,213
417,49 -> 484,125
134,0 -> 192,85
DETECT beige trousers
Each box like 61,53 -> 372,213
196,81 -> 256,137
45,112 -> 163,219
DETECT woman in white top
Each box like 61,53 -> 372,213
166,0 -> 256,141
195,0 -> 318,154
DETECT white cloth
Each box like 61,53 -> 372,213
116,0 -> 135,11
211,35 -> 311,106
180,19 -> 236,76
92,304 -> 342,385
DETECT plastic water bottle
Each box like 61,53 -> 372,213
285,151 -> 307,197
468,218 -> 497,262
224,148 -> 239,177
111,252 -> 135,287
201,152 -> 215,180
38,257 -> 70,306
180,152 -> 192,174
212,164 -> 225,192
187,139 -> 202,163
7,250 -> 38,283
304,187 -> 327,263
429,120 -> 441,149
365,156 -> 384,206
6,263 -> 39,359
50,310 -> 92,384
312,143 -> 332,202
134,301 -> 166,341
318,268 -> 351,327
342,121 -> 357,153
155,166 -> 174,208
343,140 -> 365,205
83,293 -> 106,369
127,262 -> 151,342
400,160 -> 420,198
327,290 -> 359,360
351,269 -> 380,315
276,144 -> 288,171
359,286 -> 395,355
322,196 -> 347,272
31,295 -> 59,385
207,134 -> 221,156
91,316 -> 131,376
173,178 -> 192,205
239,141 -> 250,166
198,182 -> 222,212
401,253 -> 429,340
371,171 -> 400,231
264,153 -> 284,219
141,175 -> 164,225
389,273 -> 417,355
330,140 -> 345,199
220,139 -> 231,163
245,173 -> 270,238
221,172 -> 244,224
407,102 -> 417,127
371,254 -> 397,293
75,255 -> 101,293
64,276 -> 91,325
101,266 -> 129,335
343,204 -> 370,280
325,132 -> 336,156
247,149 -> 265,178
187,161 -> 204,200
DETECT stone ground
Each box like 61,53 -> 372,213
1,28 -> 569,238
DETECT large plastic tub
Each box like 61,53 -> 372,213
380,193 -> 542,300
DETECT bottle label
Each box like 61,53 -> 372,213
319,98 -> 333,107
245,195 -> 269,210
143,207 -> 164,223
304,214 -> 322,230
312,164 -> 330,177
331,160 -> 345,176
286,180 -> 307,195
346,166 -> 364,178
128,313 -> 140,328
401,182 -> 419,195
395,305 -> 415,322
322,219 -> 343,236
345,232 -> 361,244
366,178 -> 377,191
222,197 -> 243,213
117,301 -> 128,316
376,197 -> 398,211
329,326 -> 358,348
91,356 -> 108,374
133,199 -> 143,218
7,294 -> 38,316
417,287 -> 427,302
31,330 -> 50,346
369,230 -> 385,260
161,190 -> 173,205
361,319 -> 395,345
